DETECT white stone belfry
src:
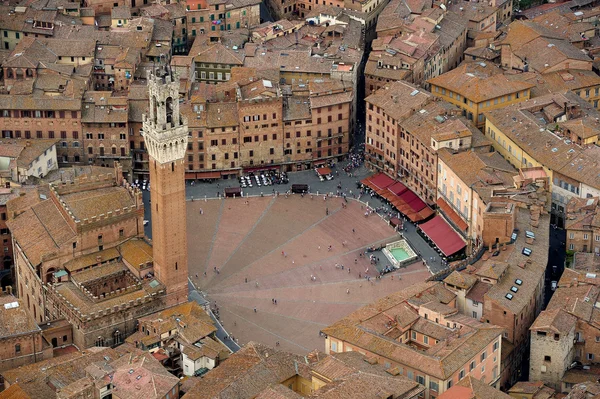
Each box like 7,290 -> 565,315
142,67 -> 188,164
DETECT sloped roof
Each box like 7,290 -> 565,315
427,62 -> 535,103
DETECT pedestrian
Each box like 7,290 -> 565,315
272,298 -> 275,304
254,307 -> 257,313
348,268 -> 351,274
195,273 -> 198,278
359,272 -> 361,278
245,277 -> 248,283
347,289 -> 350,294
352,228 -> 355,233
355,258 -> 358,264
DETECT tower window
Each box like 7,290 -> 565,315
175,262 -> 178,270
171,162 -> 174,172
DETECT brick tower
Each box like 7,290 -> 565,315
142,66 -> 189,307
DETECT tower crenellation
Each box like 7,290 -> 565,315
142,66 -> 189,164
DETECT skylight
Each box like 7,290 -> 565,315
515,279 -> 523,285
506,293 -> 513,300
522,248 -> 532,256
511,286 -> 518,293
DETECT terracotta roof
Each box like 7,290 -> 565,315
466,281 -> 492,303
322,282 -> 503,379
310,90 -> 353,109
572,252 -> 600,273
119,239 -> 153,269
0,139 -> 59,169
308,371 -> 425,398
439,375 -> 512,399
139,301 -> 217,346
283,97 -> 312,121
438,149 -> 516,194
108,352 -> 180,399
448,1 -> 498,23
63,247 -> 121,273
2,347 -> 120,390
183,342 -> 317,399
428,62 -> 535,103
484,92 -> 600,190
60,185 -> 136,222
0,383 -> 35,399
195,42 -> 244,65
6,198 -> 77,266
508,381 -> 546,395
365,80 -> 431,122
0,296 -> 40,337
530,308 -> 577,334
476,205 -> 549,316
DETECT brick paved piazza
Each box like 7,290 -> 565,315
186,195 -> 431,354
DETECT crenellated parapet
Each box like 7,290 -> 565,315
142,67 -> 188,164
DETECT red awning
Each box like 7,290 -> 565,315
387,181 -> 408,196
185,172 -> 197,180
419,215 -> 466,257
197,171 -> 222,179
369,173 -> 395,190
316,167 -> 332,176
436,198 -> 469,231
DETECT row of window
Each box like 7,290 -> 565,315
569,232 -> 600,241
2,110 -> 78,118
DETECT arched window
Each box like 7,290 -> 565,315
152,95 -> 158,124
114,330 -> 122,345
95,336 -> 105,347
46,268 -> 56,283
166,97 -> 173,124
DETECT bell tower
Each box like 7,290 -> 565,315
142,66 -> 188,307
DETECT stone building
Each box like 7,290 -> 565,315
81,91 -> 131,170
175,68 -> 353,178
0,290 -> 53,372
565,197 -> 600,253
182,342 -> 425,398
0,139 -> 59,183
185,0 -> 260,40
5,69 -> 190,349
322,281 -> 504,399
530,308 -> 577,391
366,3 -> 467,94
443,184 -> 551,389
126,301 -> 230,377
364,81 -> 487,205
427,62 -> 534,128
529,260 -> 600,393
483,92 -> 600,227
1,345 -> 180,398
436,149 -> 518,252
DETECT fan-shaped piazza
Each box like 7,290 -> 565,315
187,195 -> 430,354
